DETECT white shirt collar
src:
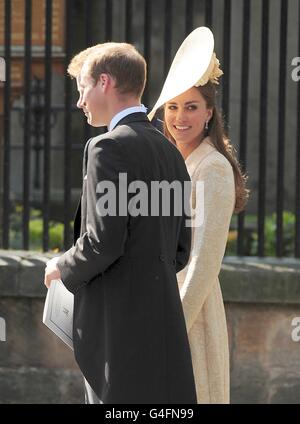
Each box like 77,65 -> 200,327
108,104 -> 148,132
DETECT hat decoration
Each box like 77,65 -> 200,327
195,53 -> 223,87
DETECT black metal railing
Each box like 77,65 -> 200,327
237,0 -> 250,256
2,0 -> 11,250
23,0 -> 32,250
0,0 -> 299,258
296,1 -> 300,258
257,0 -> 269,258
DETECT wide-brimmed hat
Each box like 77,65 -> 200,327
148,27 -> 222,121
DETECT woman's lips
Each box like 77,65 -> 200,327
173,125 -> 190,131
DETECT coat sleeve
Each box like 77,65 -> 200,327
176,217 -> 192,272
176,174 -> 192,273
180,157 -> 235,332
57,138 -> 130,294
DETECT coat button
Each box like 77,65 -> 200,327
159,254 -> 165,262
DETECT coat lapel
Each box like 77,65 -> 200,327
73,137 -> 94,244
185,137 -> 216,178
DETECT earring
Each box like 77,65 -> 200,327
205,120 -> 209,130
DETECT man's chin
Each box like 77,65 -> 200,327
89,119 -> 106,128
84,114 -> 105,127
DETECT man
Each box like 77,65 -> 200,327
44,42 -> 196,404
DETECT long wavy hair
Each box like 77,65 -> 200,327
163,81 -> 249,213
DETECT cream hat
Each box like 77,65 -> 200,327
148,27 -> 223,121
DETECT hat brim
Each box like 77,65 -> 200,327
148,27 -> 214,121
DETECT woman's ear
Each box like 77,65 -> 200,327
207,108 -> 213,122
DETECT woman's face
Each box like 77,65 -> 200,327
164,87 -> 212,147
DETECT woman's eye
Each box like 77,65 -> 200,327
167,105 -> 177,110
187,105 -> 197,110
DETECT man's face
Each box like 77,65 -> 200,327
76,63 -> 107,127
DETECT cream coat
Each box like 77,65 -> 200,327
177,137 -> 235,404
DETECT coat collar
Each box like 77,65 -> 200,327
114,112 -> 150,128
185,137 -> 217,177
89,113 -> 150,146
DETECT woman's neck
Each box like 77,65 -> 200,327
176,136 -> 207,161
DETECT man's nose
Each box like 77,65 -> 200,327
77,96 -> 84,109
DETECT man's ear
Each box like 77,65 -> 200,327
99,73 -> 113,92
98,73 -> 107,91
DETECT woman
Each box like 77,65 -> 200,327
149,27 -> 249,403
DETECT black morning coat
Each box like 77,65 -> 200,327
57,112 -> 197,404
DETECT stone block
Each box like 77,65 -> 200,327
0,367 -> 83,404
0,298 -> 77,369
0,254 -> 21,296
18,256 -> 48,298
221,257 -> 300,304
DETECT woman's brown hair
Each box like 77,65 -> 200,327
163,81 -> 249,213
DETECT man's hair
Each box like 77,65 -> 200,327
67,44 -> 103,78
83,42 -> 147,99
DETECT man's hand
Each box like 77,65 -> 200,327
44,256 -> 62,289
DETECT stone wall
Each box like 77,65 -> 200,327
0,250 -> 300,404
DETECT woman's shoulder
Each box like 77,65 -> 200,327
194,149 -> 234,180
